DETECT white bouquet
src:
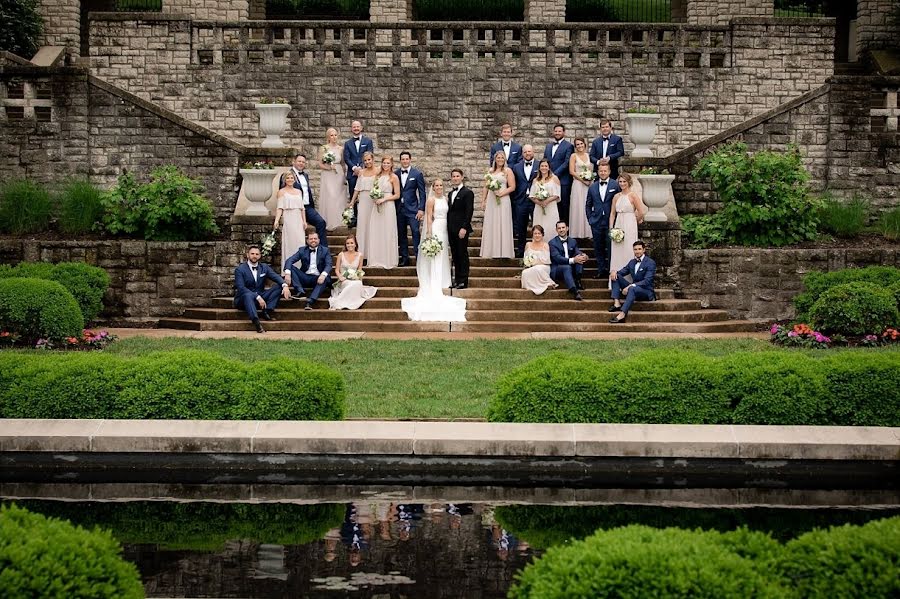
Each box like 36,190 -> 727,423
343,267 -> 364,281
579,166 -> 594,182
342,207 -> 354,227
609,228 -> 625,243
261,231 -> 277,257
535,183 -> 549,215
420,235 -> 443,258
523,254 -> 536,268
370,179 -> 384,213
322,147 -> 336,164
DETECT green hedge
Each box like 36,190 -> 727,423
0,504 -> 144,599
0,261 -> 110,323
0,278 -> 84,341
808,282 -> 898,336
487,350 -> 900,426
510,518 -> 900,599
794,266 -> 900,322
0,350 -> 346,420
13,501 -> 345,551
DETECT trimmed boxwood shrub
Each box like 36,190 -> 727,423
0,350 -> 345,420
488,350 -> 900,426
808,282 -> 898,336
0,261 -> 110,323
794,266 -> 900,321
0,504 -> 144,598
0,278 -> 84,341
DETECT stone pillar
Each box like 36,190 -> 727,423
685,0 -> 772,25
370,0 -> 408,22
36,0 -> 80,54
248,0 -> 266,20
856,0 -> 899,55
526,0 -> 565,23
161,0 -> 248,21
671,0 -> 688,23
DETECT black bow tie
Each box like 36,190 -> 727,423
503,142 -> 510,146
525,162 -> 532,167
250,265 -> 257,270
603,137 -> 610,141
296,171 -> 305,176
600,180 -> 608,185
401,170 -> 408,174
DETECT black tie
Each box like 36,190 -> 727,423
401,170 -> 408,175
251,266 -> 257,272
603,137 -> 610,141
525,162 -> 532,168
503,142 -> 510,147
600,180 -> 608,186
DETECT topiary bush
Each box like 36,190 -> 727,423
794,266 -> 900,322
819,353 -> 900,427
0,350 -> 346,421
0,178 -> 53,234
0,504 -> 144,598
0,0 -> 44,59
808,282 -> 898,336
58,179 -> 106,235
0,278 -> 84,341
0,261 -> 109,323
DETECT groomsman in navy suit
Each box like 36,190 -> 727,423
589,119 -> 625,179
281,153 -> 328,244
510,144 -> 539,258
233,245 -> 290,333
282,231 -> 333,310
543,124 -> 575,224
489,123 -> 523,167
585,163 -> 620,278
395,151 -> 427,266
549,221 -> 587,301
609,240 -> 656,323
343,120 -> 375,199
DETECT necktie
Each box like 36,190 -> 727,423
603,137 -> 610,141
634,259 -> 641,274
525,162 -> 532,168
401,170 -> 408,175
503,142 -> 510,147
600,180 -> 608,186
250,265 -> 258,281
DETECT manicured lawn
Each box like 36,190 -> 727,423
102,337 -> 884,420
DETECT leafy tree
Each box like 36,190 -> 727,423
0,0 -> 44,59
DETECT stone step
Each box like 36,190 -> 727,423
157,318 -> 452,332
451,321 -> 758,333
326,245 -> 599,258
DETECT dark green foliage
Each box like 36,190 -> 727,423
820,353 -> 900,426
488,350 -> 900,426
98,167 -> 219,241
890,280 -> 900,312
0,261 -> 110,323
690,143 -> 820,247
794,266 -> 900,321
817,194 -> 869,238
0,278 -> 84,341
267,0 -> 369,19
808,282 -> 898,336
0,350 -> 346,420
0,0 -> 44,58
680,213 -> 727,248
876,206 -> 900,241
14,500 -> 345,551
0,504 -> 144,599
0,179 -> 53,234
412,0 -> 524,20
778,517 -> 900,599
58,179 -> 105,235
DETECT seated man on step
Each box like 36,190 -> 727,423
283,229 -> 334,311
608,240 -> 656,323
234,244 -> 291,334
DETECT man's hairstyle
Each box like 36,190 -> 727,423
247,244 -> 261,252
554,123 -> 566,131
633,240 -> 645,248
556,220 -> 567,227
293,153 -> 306,160
500,123 -> 512,130
306,227 -> 318,238
451,168 -> 464,177
599,118 -> 612,127
399,150 -> 411,160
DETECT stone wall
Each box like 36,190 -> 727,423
36,0 -> 80,53
856,0 -> 899,55
161,0 -> 248,21
686,0 -> 771,25
526,0 -> 566,23
679,247 -> 900,320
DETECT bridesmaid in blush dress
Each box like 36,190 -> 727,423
608,172 -> 645,281
319,127 -> 348,231
272,171 -> 306,267
480,151 -> 515,258
329,234 -> 377,310
520,224 -> 557,295
529,159 -> 561,234
365,155 -> 400,269
567,137 -> 594,239
349,151 -> 378,257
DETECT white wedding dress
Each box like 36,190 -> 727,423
401,196 -> 467,322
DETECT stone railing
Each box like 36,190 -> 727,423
190,20 -> 732,70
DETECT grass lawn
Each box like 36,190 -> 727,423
102,337 -> 886,420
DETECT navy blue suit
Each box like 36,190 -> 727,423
510,160 -> 539,257
343,135 -> 375,198
233,261 -> 285,322
544,140 -> 574,224
589,134 -> 625,179
612,256 -> 657,315
283,244 -> 333,306
280,168 -> 327,245
585,178 -> 620,276
548,235 -> 584,292
490,140 -> 523,166
395,166 -> 427,262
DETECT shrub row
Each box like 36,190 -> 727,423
0,350 -> 346,421
509,517 -> 900,599
487,350 -> 900,426
807,281 -> 898,336
0,278 -> 84,341
794,266 -> 900,322
0,504 -> 143,599
0,261 -> 110,323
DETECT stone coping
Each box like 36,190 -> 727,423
1,420 -> 897,460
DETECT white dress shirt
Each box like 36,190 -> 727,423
307,247 -> 320,276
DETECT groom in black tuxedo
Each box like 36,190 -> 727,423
446,168 -> 474,289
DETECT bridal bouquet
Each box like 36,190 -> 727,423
523,254 -> 536,268
420,235 -> 443,258
342,207 -> 354,227
485,173 -> 503,198
370,179 -> 384,213
322,147 -> 336,164
609,228 -> 625,243
343,267 -> 364,281
260,230 -> 277,257
535,184 -> 550,215
579,166 -> 594,182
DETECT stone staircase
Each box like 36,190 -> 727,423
158,228 -> 757,334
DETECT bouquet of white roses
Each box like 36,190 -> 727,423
485,173 -> 504,205
370,179 -> 384,213
343,267 -> 364,281
523,254 -> 536,268
579,166 -> 594,182
609,228 -> 625,243
322,147 -> 336,164
260,230 -> 277,257
535,183 -> 550,215
420,235 -> 443,258
342,207 -> 354,227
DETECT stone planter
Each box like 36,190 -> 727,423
637,173 -> 675,222
239,169 -> 277,216
255,103 -> 291,148
625,113 -> 661,158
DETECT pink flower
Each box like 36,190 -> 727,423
787,331 -> 798,338
770,324 -> 780,335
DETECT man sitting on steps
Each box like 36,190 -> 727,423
608,240 -> 656,323
234,245 -> 291,334
549,221 -> 587,301
283,230 -> 333,311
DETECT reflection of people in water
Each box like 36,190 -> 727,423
323,527 -> 341,563
376,501 -> 394,541
395,503 -> 424,542
447,503 -> 473,532
491,524 -> 517,561
340,504 -> 371,566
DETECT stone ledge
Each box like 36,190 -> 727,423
1,419 -> 897,460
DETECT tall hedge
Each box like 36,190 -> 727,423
0,350 -> 346,421
488,350 -> 900,426
0,504 -> 144,599
0,261 -> 110,323
0,278 -> 84,341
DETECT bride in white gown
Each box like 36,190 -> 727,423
402,179 -> 467,322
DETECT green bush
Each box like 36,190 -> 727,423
0,261 -> 110,323
808,282 -> 898,336
681,213 -> 728,248
488,350 -> 900,426
0,0 -> 44,58
891,280 -> 900,312
820,353 -> 900,427
59,179 -> 106,235
690,143 -> 820,247
0,350 -> 346,420
509,525 -> 785,599
794,266 -> 900,321
817,194 -> 869,238
876,206 -> 900,241
0,179 -> 53,234
267,0 -> 369,19
778,517 -> 900,599
0,278 -> 84,341
98,167 -> 219,241
412,0 -> 524,20
0,504 -> 143,598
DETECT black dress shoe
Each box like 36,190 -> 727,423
593,273 -> 604,279
608,316 -> 626,324
261,310 -> 275,321
253,319 -> 266,333
574,291 -> 584,301
576,280 -> 585,291
456,283 -> 468,289
399,259 -> 409,267
607,305 -> 622,313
